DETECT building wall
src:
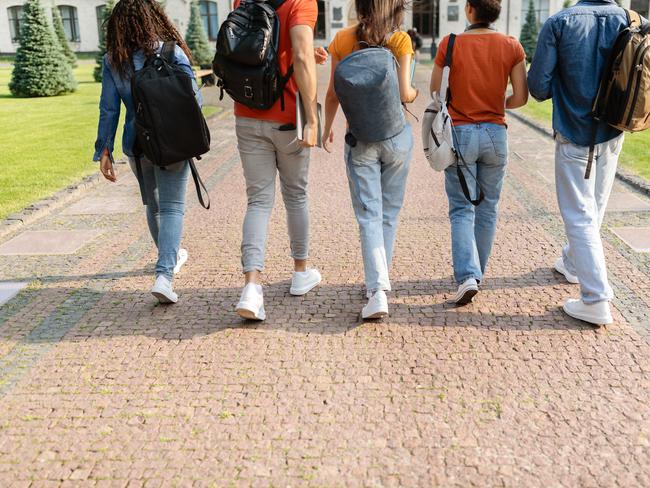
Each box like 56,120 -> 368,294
0,0 -> 232,54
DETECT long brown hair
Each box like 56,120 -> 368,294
105,0 -> 193,78
354,0 -> 408,47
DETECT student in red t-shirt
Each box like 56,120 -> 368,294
429,0 -> 528,305
234,0 -> 325,321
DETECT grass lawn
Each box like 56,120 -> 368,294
517,100 -> 650,180
0,62 -> 218,221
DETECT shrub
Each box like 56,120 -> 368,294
93,0 -> 115,82
185,0 -> 212,66
519,0 -> 539,63
52,4 -> 77,67
9,0 -> 76,97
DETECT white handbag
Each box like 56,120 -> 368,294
422,34 -> 457,172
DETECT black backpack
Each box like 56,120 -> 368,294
212,0 -> 293,111
131,42 -> 211,209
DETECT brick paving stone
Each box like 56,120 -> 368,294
0,230 -> 103,255
62,196 -> 140,216
611,227 -> 650,252
0,73 -> 649,487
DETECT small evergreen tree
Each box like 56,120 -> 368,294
93,0 -> 115,82
519,0 -> 539,63
9,0 -> 76,97
52,4 -> 76,67
562,0 -> 573,7
185,0 -> 212,66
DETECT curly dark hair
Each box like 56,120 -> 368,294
105,0 -> 193,79
467,0 -> 502,24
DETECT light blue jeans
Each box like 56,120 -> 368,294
345,124 -> 413,295
555,132 -> 623,303
445,123 -> 508,284
129,157 -> 190,280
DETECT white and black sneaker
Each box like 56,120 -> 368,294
236,283 -> 266,321
454,278 -> 478,305
151,275 -> 178,304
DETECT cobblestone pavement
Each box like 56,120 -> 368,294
1,67 -> 650,487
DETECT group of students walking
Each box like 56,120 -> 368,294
94,0 -> 647,327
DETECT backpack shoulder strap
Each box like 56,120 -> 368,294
445,34 -> 456,68
267,0 -> 287,9
625,9 -> 642,29
161,41 -> 176,63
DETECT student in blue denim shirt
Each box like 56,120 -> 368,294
94,0 -> 202,304
528,1 -> 644,326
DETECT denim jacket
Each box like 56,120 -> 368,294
527,0 -> 633,146
93,43 -> 202,161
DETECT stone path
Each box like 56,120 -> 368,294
0,69 -> 650,487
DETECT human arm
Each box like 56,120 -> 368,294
430,63 -> 442,95
397,53 -> 418,103
290,24 -> 319,147
506,60 -> 529,109
527,20 -> 558,102
322,55 -> 339,153
93,57 -> 121,182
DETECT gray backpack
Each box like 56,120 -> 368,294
333,47 -> 405,144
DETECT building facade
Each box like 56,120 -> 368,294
1,0 -> 640,55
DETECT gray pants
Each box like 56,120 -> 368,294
555,132 -> 623,303
235,116 -> 311,273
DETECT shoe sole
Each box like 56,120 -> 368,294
236,306 -> 265,321
151,290 -> 177,304
362,311 -> 388,320
289,278 -> 322,296
553,264 -> 579,284
562,304 -> 612,326
455,288 -> 478,305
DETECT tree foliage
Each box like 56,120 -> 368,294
51,4 -> 76,67
185,0 -> 212,66
93,0 -> 115,82
519,0 -> 539,63
9,0 -> 76,97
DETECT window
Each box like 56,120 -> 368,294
199,0 -> 219,40
520,0 -> 550,26
58,5 -> 80,42
7,6 -> 23,42
412,0 -> 439,37
96,4 -> 106,39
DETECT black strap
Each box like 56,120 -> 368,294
444,33 -> 456,68
161,41 -> 176,63
267,0 -> 288,9
586,123 -> 598,179
451,125 -> 485,206
189,158 -> 211,209
134,155 -> 147,205
279,64 -> 294,112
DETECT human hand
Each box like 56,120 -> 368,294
314,46 -> 328,65
300,121 -> 319,148
99,149 -> 117,182
322,126 -> 334,153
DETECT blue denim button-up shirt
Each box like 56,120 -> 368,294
93,43 -> 202,161
528,0 -> 631,146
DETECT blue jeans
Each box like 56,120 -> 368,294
129,157 -> 190,280
555,132 -> 623,303
445,123 -> 508,284
345,124 -> 413,295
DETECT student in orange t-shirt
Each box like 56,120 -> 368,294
232,0 -> 328,321
321,0 -> 418,320
429,0 -> 528,305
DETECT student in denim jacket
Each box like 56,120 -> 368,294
93,0 -> 201,304
528,1 -> 646,325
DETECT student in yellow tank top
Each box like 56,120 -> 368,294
322,0 -> 418,320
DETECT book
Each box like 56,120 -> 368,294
296,92 -> 323,148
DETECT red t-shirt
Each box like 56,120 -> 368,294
434,33 -> 525,126
233,0 -> 318,125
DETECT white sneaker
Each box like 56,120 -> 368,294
173,248 -> 188,275
554,257 -> 579,284
454,278 -> 479,305
151,275 -> 178,304
362,290 -> 389,319
290,268 -> 322,296
563,298 -> 613,326
236,283 -> 266,321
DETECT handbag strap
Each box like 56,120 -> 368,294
189,158 -> 210,210
451,125 -> 485,207
440,34 -> 456,102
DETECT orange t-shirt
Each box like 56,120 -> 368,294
233,0 -> 318,125
434,33 -> 525,126
328,26 -> 414,61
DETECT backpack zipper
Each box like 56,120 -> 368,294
625,43 -> 649,127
